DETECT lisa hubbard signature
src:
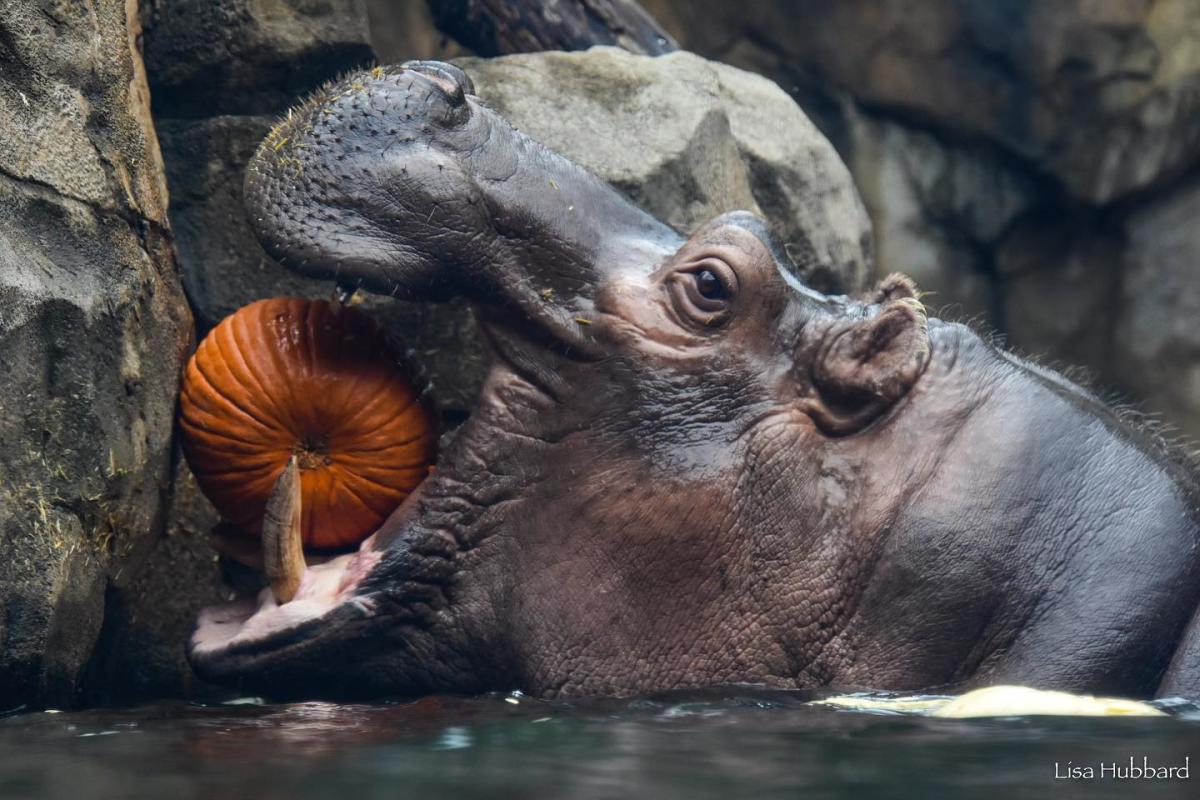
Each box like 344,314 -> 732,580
1055,757 -> 1190,780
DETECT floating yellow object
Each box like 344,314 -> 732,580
814,694 -> 949,714
814,685 -> 1166,718
933,686 -> 1165,718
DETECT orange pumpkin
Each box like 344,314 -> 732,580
179,297 -> 436,550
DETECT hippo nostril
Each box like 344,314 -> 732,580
401,60 -> 474,106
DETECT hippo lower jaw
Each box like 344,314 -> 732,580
186,309 -> 591,689
188,488 -> 401,682
186,304 -> 570,695
190,546 -> 383,664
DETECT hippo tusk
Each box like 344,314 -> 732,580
262,456 -> 306,604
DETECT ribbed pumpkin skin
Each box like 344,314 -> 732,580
179,298 -> 435,550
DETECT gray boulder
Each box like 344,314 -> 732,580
462,48 -> 873,295
85,461 -> 229,705
0,1 -> 192,708
645,0 -> 1200,205
995,217 -> 1124,375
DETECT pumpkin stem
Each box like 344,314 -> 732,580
294,436 -> 331,470
262,456 -> 306,603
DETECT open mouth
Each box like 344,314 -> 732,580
187,299 -> 574,677
185,462 -> 429,683
191,552 -> 377,660
189,333 -> 444,676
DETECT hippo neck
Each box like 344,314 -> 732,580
778,324 -> 980,687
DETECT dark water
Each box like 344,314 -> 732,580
2,690 -> 1198,799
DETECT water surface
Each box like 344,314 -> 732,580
2,690 -> 1197,798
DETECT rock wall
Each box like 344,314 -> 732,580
644,0 -> 1200,447
0,0 -> 194,709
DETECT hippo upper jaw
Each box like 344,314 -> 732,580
244,61 -> 490,298
245,61 -> 683,347
188,474 -> 495,698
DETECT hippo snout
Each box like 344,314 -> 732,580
244,61 -> 488,297
245,59 -> 682,342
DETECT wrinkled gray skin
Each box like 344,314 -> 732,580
189,62 -> 1200,700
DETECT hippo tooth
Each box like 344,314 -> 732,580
262,456 -> 306,604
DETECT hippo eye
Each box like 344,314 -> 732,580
696,269 -> 726,300
669,258 -> 738,329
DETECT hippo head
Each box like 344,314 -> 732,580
190,62 -> 1200,699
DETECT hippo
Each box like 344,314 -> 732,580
189,61 -> 1200,700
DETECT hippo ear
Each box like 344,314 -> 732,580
809,295 -> 930,435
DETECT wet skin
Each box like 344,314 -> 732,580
189,62 -> 1200,699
